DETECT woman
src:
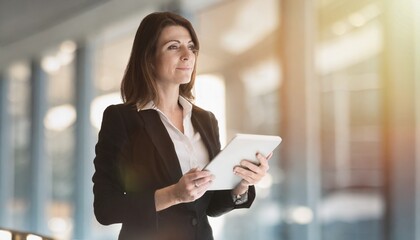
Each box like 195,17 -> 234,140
92,11 -> 271,240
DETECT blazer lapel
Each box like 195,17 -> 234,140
138,109 -> 183,184
191,107 -> 218,160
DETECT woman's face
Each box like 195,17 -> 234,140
154,25 -> 196,88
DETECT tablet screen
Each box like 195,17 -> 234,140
204,134 -> 282,190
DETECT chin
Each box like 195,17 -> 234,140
179,77 -> 192,84
180,79 -> 191,85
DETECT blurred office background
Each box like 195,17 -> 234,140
0,0 -> 419,239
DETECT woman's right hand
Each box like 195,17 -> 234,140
155,168 -> 214,211
172,168 -> 214,203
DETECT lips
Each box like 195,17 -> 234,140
176,67 -> 192,71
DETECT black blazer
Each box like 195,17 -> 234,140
92,104 -> 255,240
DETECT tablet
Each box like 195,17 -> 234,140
204,134 -> 282,190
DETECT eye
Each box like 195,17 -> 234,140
168,45 -> 179,50
188,44 -> 197,53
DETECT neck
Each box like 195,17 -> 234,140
155,84 -> 184,133
156,84 -> 181,113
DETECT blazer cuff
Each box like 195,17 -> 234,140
233,185 -> 255,208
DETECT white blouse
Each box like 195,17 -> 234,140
138,97 -> 210,174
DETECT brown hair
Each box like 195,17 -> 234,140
120,11 -> 200,108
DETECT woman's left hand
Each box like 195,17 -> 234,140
232,152 -> 273,194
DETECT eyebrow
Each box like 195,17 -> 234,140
163,39 -> 194,45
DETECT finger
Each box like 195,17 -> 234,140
239,160 -> 262,174
234,171 -> 255,185
184,171 -> 206,184
193,174 -> 214,187
190,170 -> 213,180
189,179 -> 213,200
196,180 -> 213,194
256,153 -> 270,170
187,168 -> 199,174
234,167 -> 257,182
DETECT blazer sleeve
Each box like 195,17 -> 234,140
92,105 -> 157,227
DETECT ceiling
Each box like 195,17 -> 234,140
0,0 -> 225,48
0,0 -> 109,47
0,0 -> 172,69
0,0 -> 281,75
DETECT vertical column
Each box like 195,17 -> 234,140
414,1 -> 420,239
73,42 -> 94,240
0,72 -> 12,227
280,0 -> 321,240
382,0 -> 417,240
29,60 -> 48,233
334,84 -> 351,187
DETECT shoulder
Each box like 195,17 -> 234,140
101,103 -> 143,129
103,103 -> 139,119
192,105 -> 217,121
104,103 -> 137,115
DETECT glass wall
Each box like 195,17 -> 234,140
1,0 -> 419,239
43,41 -> 77,239
4,44 -> 78,239
8,62 -> 31,230
316,0 -> 420,239
317,0 -> 385,239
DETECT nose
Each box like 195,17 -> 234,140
180,46 -> 193,61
